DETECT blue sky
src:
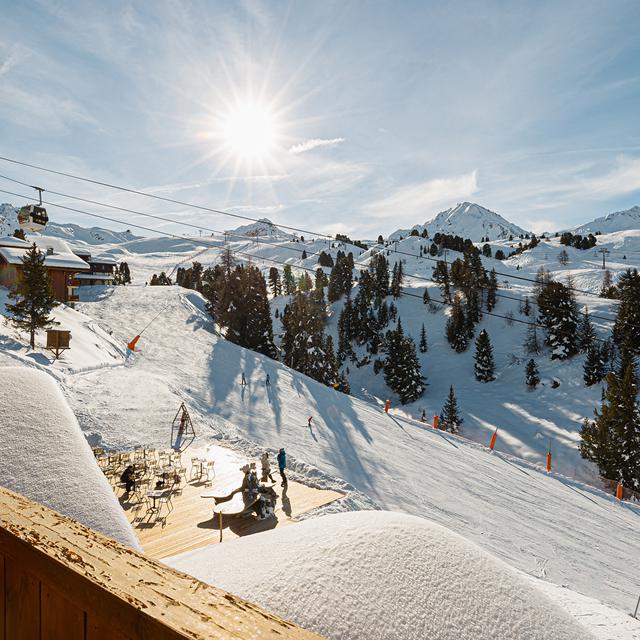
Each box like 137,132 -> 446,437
1,0 -> 639,238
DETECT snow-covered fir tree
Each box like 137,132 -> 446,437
390,260 -> 404,298
578,307 -> 596,352
525,359 -> 540,389
446,296 -> 468,352
6,244 -> 57,349
580,362 -> 640,489
419,323 -> 428,353
613,269 -> 640,354
474,329 -> 496,382
383,324 -> 425,404
268,267 -> 282,296
439,385 -> 462,433
486,269 -> 498,312
583,344 -> 605,386
537,281 -> 578,359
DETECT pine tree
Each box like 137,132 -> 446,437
419,323 -> 428,353
371,253 -> 390,304
6,244 -> 57,349
580,363 -> 640,489
282,264 -> 296,295
384,329 -> 425,404
525,359 -> 540,389
446,297 -> 468,352
613,269 -> 640,355
577,307 -> 596,352
537,281 -> 578,359
268,267 -> 282,296
422,288 -> 431,306
337,298 -> 356,362
521,296 -> 531,316
524,324 -> 541,354
439,385 -> 462,433
12,228 -> 26,240
486,269 -> 498,311
390,261 -> 404,298
432,260 -> 451,302
600,269 -> 615,298
474,329 -> 496,382
583,344 -> 604,386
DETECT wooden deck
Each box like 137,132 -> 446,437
120,444 -> 344,560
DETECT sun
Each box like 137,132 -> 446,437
220,101 -> 278,161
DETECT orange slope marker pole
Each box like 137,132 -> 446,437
616,483 -> 623,501
384,399 -> 390,413
546,448 -> 552,473
433,415 -> 438,429
489,429 -> 498,451
127,335 -> 141,352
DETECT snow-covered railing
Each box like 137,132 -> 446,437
0,486 -> 323,640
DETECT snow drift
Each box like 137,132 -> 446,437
167,511 -> 593,640
0,367 -> 139,548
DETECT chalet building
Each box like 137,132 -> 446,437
72,251 -> 118,288
0,236 -> 90,303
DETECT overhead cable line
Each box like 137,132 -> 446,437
0,187 -> 614,346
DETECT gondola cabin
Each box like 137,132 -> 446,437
17,204 -> 49,232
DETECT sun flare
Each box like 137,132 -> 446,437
220,102 -> 278,160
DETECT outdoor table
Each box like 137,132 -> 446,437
145,490 -> 166,511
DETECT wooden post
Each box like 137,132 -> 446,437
384,399 -> 390,413
489,429 -> 498,451
433,415 -> 438,429
219,511 -> 223,543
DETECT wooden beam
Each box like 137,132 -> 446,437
0,486 -> 324,639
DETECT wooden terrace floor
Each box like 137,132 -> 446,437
119,444 -> 344,560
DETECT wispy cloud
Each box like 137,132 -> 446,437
366,171 -> 479,223
288,138 -> 345,154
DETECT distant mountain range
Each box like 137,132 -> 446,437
0,203 -> 139,245
388,202 -> 530,242
568,205 -> 640,235
227,218 -> 294,240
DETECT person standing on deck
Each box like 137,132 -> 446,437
260,451 -> 275,483
277,448 -> 287,486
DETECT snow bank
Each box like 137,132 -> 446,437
167,511 -> 593,640
0,367 -> 139,548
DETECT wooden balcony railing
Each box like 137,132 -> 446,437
0,486 -> 324,640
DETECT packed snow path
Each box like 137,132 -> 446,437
62,286 -> 640,614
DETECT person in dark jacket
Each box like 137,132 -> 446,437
120,465 -> 136,494
277,448 -> 287,486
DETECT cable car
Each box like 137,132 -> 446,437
18,187 -> 48,232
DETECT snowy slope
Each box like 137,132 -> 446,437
33,285 -> 639,616
168,511 -> 594,640
389,202 -> 529,241
570,205 -> 640,235
0,367 -> 139,548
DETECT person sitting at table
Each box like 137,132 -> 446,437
120,465 -> 136,494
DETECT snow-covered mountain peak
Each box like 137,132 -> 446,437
569,205 -> 640,235
389,202 -> 530,242
227,218 -> 294,240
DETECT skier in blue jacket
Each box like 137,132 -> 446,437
277,448 -> 287,486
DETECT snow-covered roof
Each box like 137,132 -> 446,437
74,273 -> 114,281
168,511 -> 593,640
0,245 -> 90,270
0,367 -> 139,548
0,235 -> 31,248
89,255 -> 118,265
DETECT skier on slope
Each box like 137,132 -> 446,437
266,373 -> 271,386
277,448 -> 287,486
241,372 -> 246,386
307,416 -> 313,428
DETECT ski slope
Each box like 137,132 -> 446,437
40,284 -> 639,618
